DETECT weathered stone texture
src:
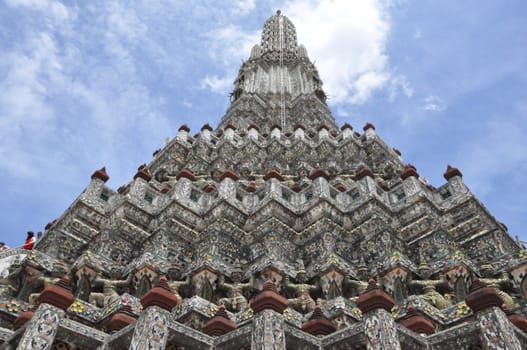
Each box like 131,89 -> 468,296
0,10 -> 525,350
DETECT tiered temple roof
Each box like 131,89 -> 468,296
1,11 -> 527,350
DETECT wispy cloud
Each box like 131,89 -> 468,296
200,24 -> 259,94
284,0 -> 394,104
0,1 -> 175,187
232,0 -> 256,15
5,0 -> 70,22
459,105 -> 527,195
422,95 -> 444,111
388,74 -> 414,101
201,75 -> 233,94
198,0 -> 410,106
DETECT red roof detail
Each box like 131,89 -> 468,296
341,123 -> 353,131
178,124 -> 190,132
91,167 -> 109,182
400,164 -> 419,180
354,166 -> 374,180
176,168 -> 196,181
443,165 -> 462,180
363,122 -> 375,131
220,169 -> 239,181
263,168 -> 284,181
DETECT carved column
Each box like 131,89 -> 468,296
357,280 -> 401,350
251,310 -> 286,350
476,307 -> 522,350
363,309 -> 401,350
129,306 -> 170,350
17,303 -> 64,350
466,279 -> 522,350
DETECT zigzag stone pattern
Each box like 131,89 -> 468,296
1,10 -> 527,350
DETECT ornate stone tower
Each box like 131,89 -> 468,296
1,11 -> 527,350
218,10 -> 336,133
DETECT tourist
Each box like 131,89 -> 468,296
23,231 -> 35,250
36,231 -> 43,241
0,242 -> 9,251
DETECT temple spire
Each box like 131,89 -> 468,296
217,11 -> 337,133
260,10 -> 298,58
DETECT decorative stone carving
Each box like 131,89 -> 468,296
129,306 -> 169,350
17,304 -> 64,350
1,10 -> 525,350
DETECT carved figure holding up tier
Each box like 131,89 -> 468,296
28,264 -> 66,304
218,261 -> 253,312
343,275 -> 368,302
0,262 -> 22,298
28,273 -> 60,305
0,277 -> 16,298
410,277 -> 451,309
89,270 -> 132,307
167,264 -> 190,305
284,260 -> 317,313
480,264 -> 515,309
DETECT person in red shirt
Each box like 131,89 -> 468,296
23,231 -> 35,250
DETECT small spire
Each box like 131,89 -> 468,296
309,168 -> 330,180
178,124 -> 190,132
202,183 -> 217,193
245,182 -> 257,192
91,167 -> 109,182
134,165 -> 152,182
443,164 -> 462,180
176,168 -> 196,181
354,165 -> 374,180
45,219 -> 57,230
334,182 -> 347,192
201,123 -> 213,131
220,168 -> 239,181
341,123 -> 353,131
365,278 -> 379,292
400,164 -> 419,180
263,167 -> 284,181
363,122 -> 375,131
155,275 -> 171,292
262,278 -> 278,293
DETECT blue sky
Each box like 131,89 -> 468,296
0,0 -> 526,248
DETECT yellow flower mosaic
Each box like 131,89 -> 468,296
70,301 -> 86,313
456,302 -> 470,316
6,300 -> 21,313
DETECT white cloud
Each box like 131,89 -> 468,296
0,31 -> 64,178
388,74 -> 414,101
201,75 -> 233,94
422,95 -> 444,111
232,0 -> 256,15
0,1 -> 174,184
284,0 -> 394,104
201,24 -> 259,94
5,0 -> 70,22
200,0 -> 404,105
205,25 -> 259,66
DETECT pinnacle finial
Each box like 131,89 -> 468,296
261,11 -> 298,55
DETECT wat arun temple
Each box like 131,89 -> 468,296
2,11 -> 527,350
